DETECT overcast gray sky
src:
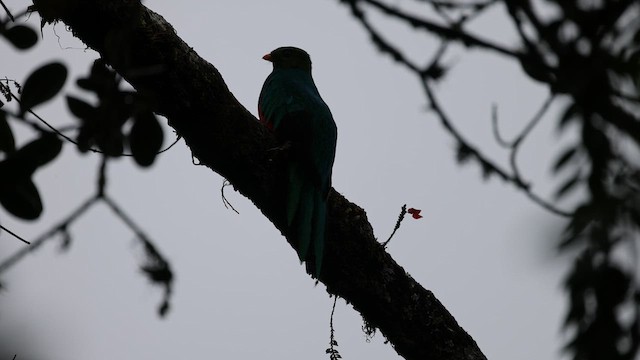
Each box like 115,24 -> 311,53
1,1 -> 572,359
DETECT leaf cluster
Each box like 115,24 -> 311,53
68,60 -> 164,166
1,13 -> 171,317
338,0 -> 640,359
0,60 -> 65,221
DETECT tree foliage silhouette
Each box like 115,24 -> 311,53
1,1 -> 639,360
334,1 -> 640,359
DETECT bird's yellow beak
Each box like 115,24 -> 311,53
262,53 -> 272,62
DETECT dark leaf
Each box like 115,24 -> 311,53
76,78 -> 98,92
0,110 -> 15,153
75,122 -> 96,153
557,102 -> 580,132
582,122 -> 610,157
129,111 -> 164,167
563,293 -> 586,327
562,254 -> 592,327
76,59 -> 116,95
15,133 -> 62,172
95,126 -> 124,157
559,204 -> 595,248
555,172 -> 582,200
0,176 -> 43,220
3,25 -> 38,50
552,146 -> 579,173
19,62 -> 67,114
563,254 -> 592,294
520,53 -> 551,83
630,202 -> 640,228
66,95 -> 96,121
595,265 -> 630,307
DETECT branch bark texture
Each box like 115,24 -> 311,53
31,0 -> 487,359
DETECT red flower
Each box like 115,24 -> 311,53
407,208 -> 423,219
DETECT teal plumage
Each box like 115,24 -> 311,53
258,47 -> 337,276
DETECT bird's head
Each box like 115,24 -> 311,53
263,47 -> 312,72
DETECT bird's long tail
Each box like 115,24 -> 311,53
287,165 -> 327,276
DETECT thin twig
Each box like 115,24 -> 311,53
0,0 -> 15,22
97,155 -> 107,197
103,195 -> 148,241
428,0 -> 499,25
421,41 -> 448,80
423,79 -> 571,216
157,135 -> 181,154
504,3 -> 540,57
356,12 -> 422,72
383,205 -> 407,248
104,194 -> 173,317
326,296 -> 342,360
414,0 -> 498,9
221,180 -> 240,214
0,225 -> 30,244
491,104 -> 511,148
508,93 -> 554,181
492,93 -> 554,181
428,0 -> 455,25
512,93 -> 554,148
362,0 -> 521,59
421,79 -> 513,181
0,195 -> 99,274
345,1 -> 572,217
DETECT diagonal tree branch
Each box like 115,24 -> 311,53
28,0 -> 486,359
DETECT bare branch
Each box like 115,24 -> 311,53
0,195 -> 99,274
360,0 -> 521,58
343,0 -> 572,218
507,93 -> 554,182
414,0 -> 498,9
491,104 -> 511,148
423,79 -> 571,216
103,195 -> 149,241
493,92 -> 554,181
421,80 -> 513,181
